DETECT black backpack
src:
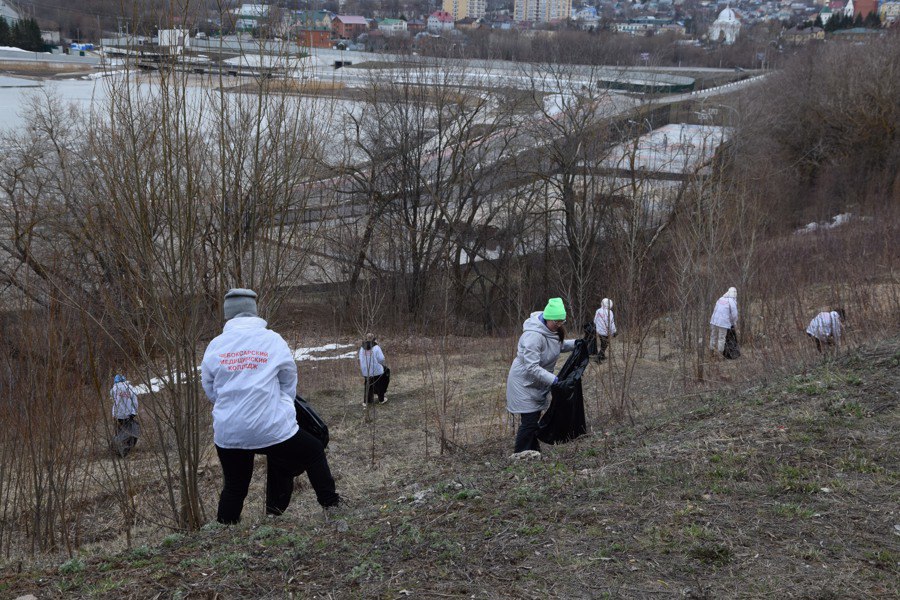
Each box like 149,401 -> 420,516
294,395 -> 330,449
294,396 -> 329,448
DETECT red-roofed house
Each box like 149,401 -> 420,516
842,0 -> 878,19
428,11 -> 455,32
852,0 -> 879,19
332,15 -> 368,39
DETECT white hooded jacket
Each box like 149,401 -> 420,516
506,312 -> 576,414
358,344 -> 385,377
110,381 -> 138,419
594,306 -> 617,337
710,293 -> 738,329
807,311 -> 842,341
201,316 -> 299,449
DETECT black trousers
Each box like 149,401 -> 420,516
514,411 -> 542,453
115,415 -> 136,433
363,375 -> 384,404
597,335 -> 610,360
364,375 -> 386,404
215,428 -> 339,524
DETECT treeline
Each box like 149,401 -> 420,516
816,11 -> 882,31
401,23 -> 789,70
0,17 -> 45,52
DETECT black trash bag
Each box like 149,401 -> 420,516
112,416 -> 140,458
295,395 -> 330,449
723,328 -> 741,360
374,367 -> 390,397
537,323 -> 597,445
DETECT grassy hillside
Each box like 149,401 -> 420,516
2,341 -> 898,599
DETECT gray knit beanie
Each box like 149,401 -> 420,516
223,288 -> 258,320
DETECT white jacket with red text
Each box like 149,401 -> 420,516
201,316 -> 298,449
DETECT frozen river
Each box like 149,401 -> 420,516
0,74 -> 369,165
0,76 -> 108,130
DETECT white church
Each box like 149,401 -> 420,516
709,6 -> 741,44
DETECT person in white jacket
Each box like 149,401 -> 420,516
806,308 -> 845,353
201,288 -> 340,524
110,374 -> 140,456
593,298 -> 617,362
110,374 -> 138,422
359,333 -> 388,406
709,287 -> 738,354
506,298 -> 576,454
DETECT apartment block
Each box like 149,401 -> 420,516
513,0 -> 572,22
443,0 -> 486,20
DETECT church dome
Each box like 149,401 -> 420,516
716,7 -> 740,23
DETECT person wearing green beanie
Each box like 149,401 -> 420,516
505,297 -> 576,455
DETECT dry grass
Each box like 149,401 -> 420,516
1,334 -> 896,598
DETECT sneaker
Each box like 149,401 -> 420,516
509,450 -> 542,461
379,396 -> 388,404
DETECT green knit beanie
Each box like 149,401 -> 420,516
543,297 -> 567,321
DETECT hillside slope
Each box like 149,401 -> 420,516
2,342 -> 898,599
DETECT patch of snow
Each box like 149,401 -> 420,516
82,69 -> 136,80
794,212 -> 854,235
131,367 -> 201,395
292,343 -> 355,362
133,342 -> 355,395
0,46 -> 49,54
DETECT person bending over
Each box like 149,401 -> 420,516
201,288 -> 340,524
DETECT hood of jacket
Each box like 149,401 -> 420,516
222,315 -> 268,333
523,311 -> 558,340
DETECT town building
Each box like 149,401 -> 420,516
455,16 -> 481,30
332,15 -> 369,39
572,6 -> 601,30
293,10 -> 332,29
0,0 -> 19,24
407,18 -> 427,33
443,0 -> 487,21
784,25 -> 825,44
513,0 -> 573,22
428,11 -> 456,31
843,0 -> 879,19
880,1 -> 900,25
235,4 -> 270,31
378,18 -> 408,35
297,27 -> 332,48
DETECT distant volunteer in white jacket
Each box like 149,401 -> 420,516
201,289 -> 340,524
709,287 -> 738,353
359,333 -> 388,406
110,374 -> 140,455
110,374 -> 138,422
593,298 -> 617,361
806,308 -> 845,353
